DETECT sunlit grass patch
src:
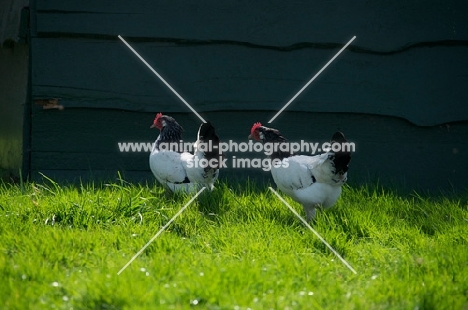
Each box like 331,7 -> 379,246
0,177 -> 467,309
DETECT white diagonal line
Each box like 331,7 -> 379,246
268,187 -> 357,274
118,35 -> 206,123
117,187 -> 206,275
268,36 -> 356,123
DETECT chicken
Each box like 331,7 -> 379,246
249,122 -> 351,221
149,113 -> 222,192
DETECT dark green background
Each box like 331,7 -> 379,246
3,0 -> 468,192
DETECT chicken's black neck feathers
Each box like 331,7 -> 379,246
155,118 -> 184,151
261,127 -> 292,160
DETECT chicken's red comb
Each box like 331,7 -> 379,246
154,112 -> 163,123
250,122 -> 262,136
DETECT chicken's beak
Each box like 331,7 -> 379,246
248,134 -> 253,139
150,124 -> 156,129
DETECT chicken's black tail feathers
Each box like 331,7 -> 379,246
197,121 -> 223,168
330,131 -> 351,174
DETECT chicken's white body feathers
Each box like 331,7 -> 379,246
271,153 -> 346,220
149,135 -> 218,193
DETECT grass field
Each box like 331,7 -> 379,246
0,176 -> 467,309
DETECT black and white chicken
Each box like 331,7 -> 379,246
149,113 -> 222,192
249,122 -> 351,221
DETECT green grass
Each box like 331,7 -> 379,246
0,176 -> 467,310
